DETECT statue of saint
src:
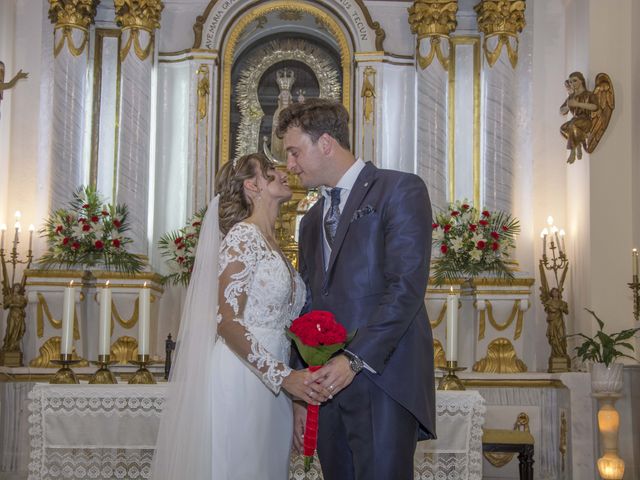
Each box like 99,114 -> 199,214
269,68 -> 295,162
539,261 -> 571,372
1,283 -> 27,353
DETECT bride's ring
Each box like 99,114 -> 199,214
329,384 -> 335,391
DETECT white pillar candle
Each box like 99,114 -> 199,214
138,283 -> 151,356
446,287 -> 458,362
0,224 -> 6,249
61,281 -> 75,355
98,282 -> 112,356
28,224 -> 35,251
633,249 -> 638,277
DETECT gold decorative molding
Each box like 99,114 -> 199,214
560,411 -> 567,471
48,0 -> 98,57
433,339 -> 446,368
48,0 -> 98,29
474,0 -> 526,68
114,0 -> 163,32
29,337 -> 88,368
472,337 -> 527,373
114,0 -> 163,61
407,0 -> 457,70
463,379 -> 564,388
221,1 -> 352,166
111,336 -> 138,364
192,0 -> 386,51
112,298 -> 140,329
36,293 -> 80,340
477,299 -> 525,340
430,298 -> 455,329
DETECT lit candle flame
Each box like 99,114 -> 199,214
546,216 -> 554,226
29,224 -> 35,232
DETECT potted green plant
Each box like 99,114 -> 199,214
568,308 -> 640,393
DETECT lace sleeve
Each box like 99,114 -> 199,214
217,224 -> 292,394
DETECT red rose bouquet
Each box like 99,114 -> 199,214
286,310 -> 353,471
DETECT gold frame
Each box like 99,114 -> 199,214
447,36 -> 481,207
219,1 -> 353,165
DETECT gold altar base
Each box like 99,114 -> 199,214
548,355 -> 571,373
50,354 -> 80,384
128,354 -> 156,384
0,350 -> 23,367
438,361 -> 466,391
89,355 -> 118,384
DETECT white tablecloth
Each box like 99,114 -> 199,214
28,384 -> 484,479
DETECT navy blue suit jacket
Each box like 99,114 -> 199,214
296,162 -> 436,440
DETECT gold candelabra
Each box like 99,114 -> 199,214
0,217 -> 35,367
50,353 -> 80,384
90,354 -> 117,384
128,354 -> 156,384
628,249 -> 639,321
437,360 -> 466,390
540,218 -> 571,373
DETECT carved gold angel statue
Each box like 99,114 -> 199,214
539,261 -> 571,372
560,71 -> 614,164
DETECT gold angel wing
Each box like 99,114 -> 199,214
586,73 -> 615,153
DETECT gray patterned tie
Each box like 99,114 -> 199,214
324,187 -> 342,249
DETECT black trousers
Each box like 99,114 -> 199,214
317,373 -> 419,480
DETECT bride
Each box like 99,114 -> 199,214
152,152 -> 329,479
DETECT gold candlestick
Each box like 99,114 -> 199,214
89,354 -> 117,384
627,274 -> 640,322
437,360 -> 466,390
50,353 -> 81,384
128,354 -> 156,384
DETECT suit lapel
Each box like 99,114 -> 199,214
326,163 -> 376,275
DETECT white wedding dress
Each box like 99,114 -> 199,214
211,221 -> 306,479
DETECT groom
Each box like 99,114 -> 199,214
277,99 -> 435,480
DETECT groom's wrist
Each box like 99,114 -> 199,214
342,350 -> 364,374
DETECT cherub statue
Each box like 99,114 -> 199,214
560,71 -> 614,164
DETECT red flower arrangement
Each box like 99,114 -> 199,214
39,186 -> 143,273
431,200 -> 520,285
286,310 -> 353,471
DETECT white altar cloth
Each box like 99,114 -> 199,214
27,384 -> 484,480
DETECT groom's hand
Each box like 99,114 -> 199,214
309,354 -> 355,397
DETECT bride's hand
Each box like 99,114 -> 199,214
282,369 -> 330,405
292,401 -> 307,454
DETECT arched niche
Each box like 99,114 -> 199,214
192,0 -> 385,164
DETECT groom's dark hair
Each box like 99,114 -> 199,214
275,98 -> 351,150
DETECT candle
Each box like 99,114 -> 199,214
138,283 -> 151,356
13,221 -> 20,246
541,228 -> 549,258
633,249 -> 638,278
446,287 -> 458,362
28,224 -> 35,251
98,281 -> 112,356
61,281 -> 75,355
0,224 -> 6,250
559,229 -> 566,254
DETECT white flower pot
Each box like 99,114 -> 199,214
590,363 -> 624,394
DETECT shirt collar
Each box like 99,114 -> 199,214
321,158 -> 366,199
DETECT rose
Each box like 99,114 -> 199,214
287,311 -> 353,471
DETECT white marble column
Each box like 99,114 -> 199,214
116,29 -> 154,255
416,49 -> 448,212
48,2 -> 98,209
481,49 -> 516,213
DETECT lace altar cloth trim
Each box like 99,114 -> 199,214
28,385 -> 485,480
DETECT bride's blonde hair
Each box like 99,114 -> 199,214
215,153 -> 276,235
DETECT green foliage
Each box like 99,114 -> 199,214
568,308 -> 640,367
38,186 -> 144,274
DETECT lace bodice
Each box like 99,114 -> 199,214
217,222 -> 306,393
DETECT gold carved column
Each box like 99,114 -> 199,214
474,0 -> 526,69
47,0 -> 99,211
408,0 -> 458,71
